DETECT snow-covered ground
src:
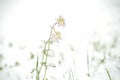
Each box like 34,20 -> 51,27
0,0 -> 120,80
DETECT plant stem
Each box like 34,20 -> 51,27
38,43 -> 47,77
103,64 -> 112,80
36,25 -> 55,80
87,49 -> 90,77
43,30 -> 52,80
43,65 -> 47,80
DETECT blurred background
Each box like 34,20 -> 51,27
0,0 -> 120,80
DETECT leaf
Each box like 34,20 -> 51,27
15,61 -> 20,66
58,60 -> 61,65
43,50 -> 46,54
49,63 -> 56,68
9,42 -> 13,47
86,73 -> 90,77
48,40 -> 53,44
36,55 -> 39,70
30,52 -> 35,60
41,62 -> 46,65
31,68 -> 36,73
0,67 -> 3,71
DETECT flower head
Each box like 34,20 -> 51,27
51,28 -> 62,42
56,16 -> 65,26
54,31 -> 61,39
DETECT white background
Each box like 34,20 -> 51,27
0,0 -> 120,80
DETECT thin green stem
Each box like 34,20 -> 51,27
43,29 -> 52,80
69,68 -> 75,80
103,64 -> 112,80
36,54 -> 39,80
87,49 -> 90,77
37,45 -> 47,80
38,43 -> 47,75
43,65 -> 47,80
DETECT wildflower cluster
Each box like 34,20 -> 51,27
33,16 -> 65,80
